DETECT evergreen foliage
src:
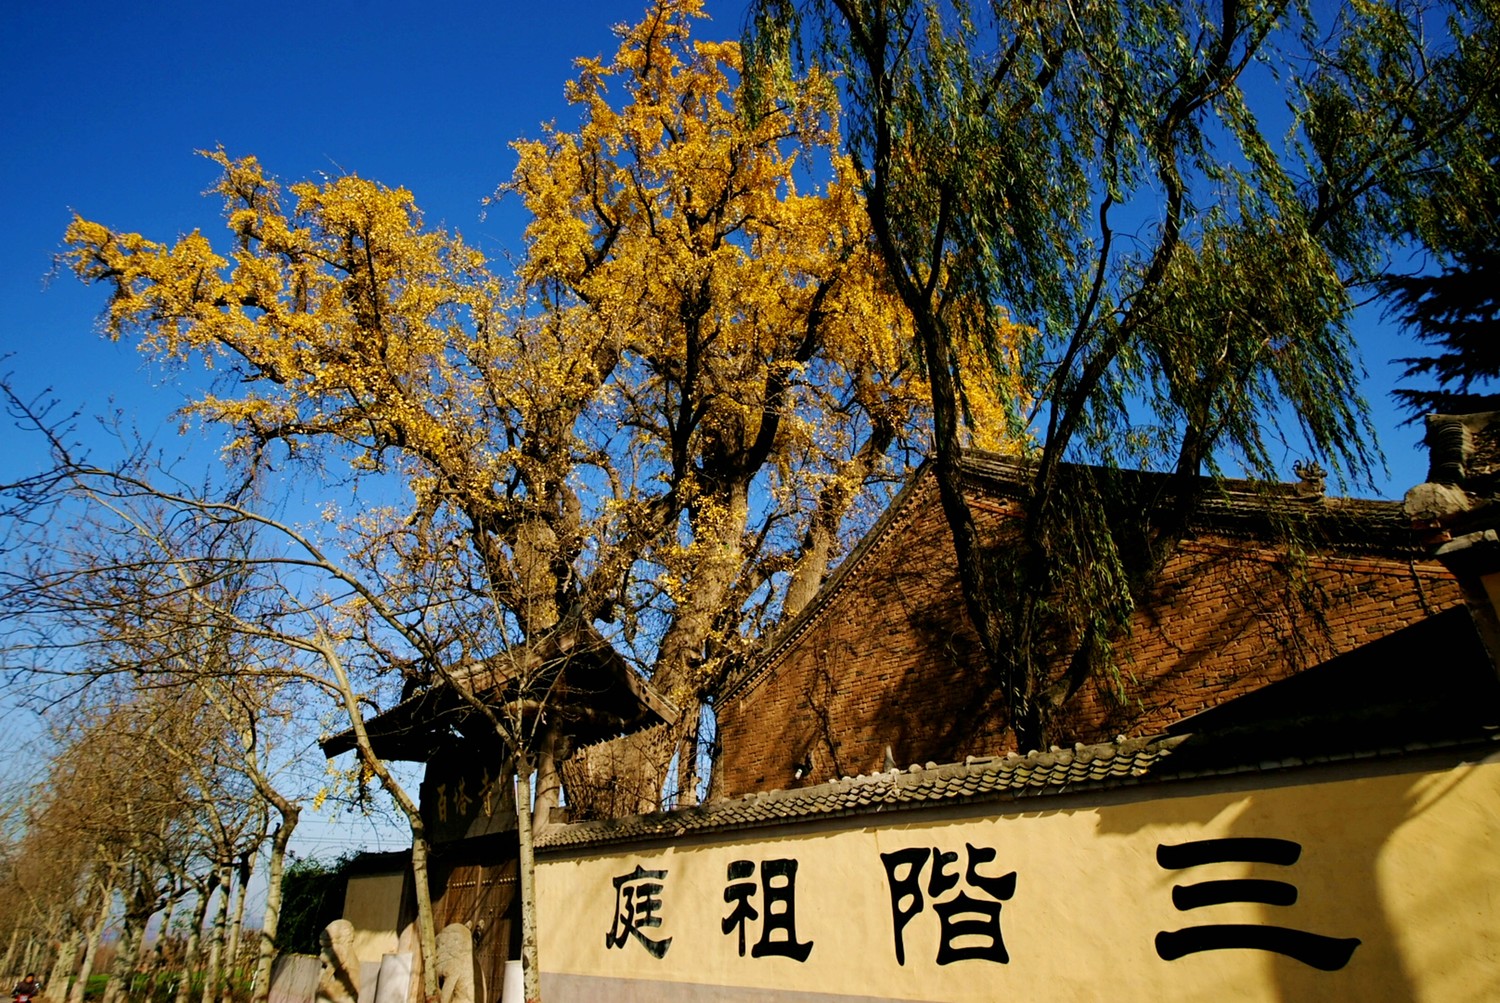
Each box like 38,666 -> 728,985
274,854 -> 355,955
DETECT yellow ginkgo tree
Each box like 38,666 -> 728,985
62,1 -> 1024,997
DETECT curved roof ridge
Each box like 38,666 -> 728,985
720,460 -> 936,701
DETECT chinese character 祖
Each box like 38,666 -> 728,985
1154,837 -> 1360,971
882,843 -> 1016,965
722,858 -> 813,961
606,865 -> 673,958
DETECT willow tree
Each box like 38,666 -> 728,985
746,0 -> 1500,751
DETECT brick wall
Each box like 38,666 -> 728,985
714,474 -> 1461,798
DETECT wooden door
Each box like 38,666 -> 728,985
430,834 -> 521,1003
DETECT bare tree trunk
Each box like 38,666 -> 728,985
25,935 -> 46,980
406,827 -> 440,1003
513,761 -> 540,1003
531,724 -> 561,837
322,640 -> 439,999
151,894 -> 182,1000
173,886 -> 211,1003
2,927 -> 19,982
220,851 -> 254,1003
48,931 -> 79,1002
68,876 -> 116,1003
199,862 -> 231,1003
102,907 -> 149,1003
17,933 -> 37,979
250,813 -> 297,1003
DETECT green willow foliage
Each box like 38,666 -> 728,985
747,0 -> 1500,749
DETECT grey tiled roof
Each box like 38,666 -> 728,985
537,735 -> 1188,850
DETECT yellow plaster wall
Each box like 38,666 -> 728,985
537,757 -> 1500,1001
343,872 -> 404,967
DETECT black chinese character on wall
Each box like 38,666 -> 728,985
606,864 -> 673,958
882,843 -> 1017,966
722,858 -> 814,961
1154,837 -> 1360,971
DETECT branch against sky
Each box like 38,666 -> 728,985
0,390 -> 479,999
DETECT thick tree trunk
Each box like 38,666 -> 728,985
173,886 -> 211,1003
250,812 -> 298,1003
68,876 -> 115,1003
783,432 -> 893,619
199,864 -> 231,1003
220,851 -> 254,1003
48,931 -> 79,1002
673,703 -> 703,809
532,724 -> 561,837
101,905 -> 149,1003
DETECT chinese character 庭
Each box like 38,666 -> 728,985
606,865 -> 673,958
722,858 -> 814,961
882,844 -> 1017,965
1155,837 -> 1360,971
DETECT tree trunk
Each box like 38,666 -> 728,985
406,826 -> 440,1002
173,886 -> 211,1003
48,931 -> 79,1003
220,852 -> 254,1003
21,936 -> 44,986
101,905 -> 149,1003
673,702 -> 703,809
1,927 -> 19,983
783,432 -> 893,618
250,811 -> 298,1003
532,723 -> 561,837
151,894 -> 182,1000
513,761 -> 541,1003
199,864 -> 231,1003
323,639 -> 439,998
68,876 -> 116,1003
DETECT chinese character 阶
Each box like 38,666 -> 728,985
1154,837 -> 1360,971
722,858 -> 813,961
606,865 -> 673,958
882,843 -> 1016,966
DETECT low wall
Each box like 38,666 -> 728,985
537,753 -> 1500,1002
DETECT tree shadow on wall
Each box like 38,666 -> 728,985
1091,757 -> 1496,1002
1066,541 -> 1437,747
1089,613 -> 1500,1000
